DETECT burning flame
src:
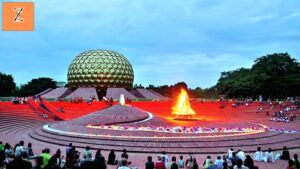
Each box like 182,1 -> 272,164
172,89 -> 196,116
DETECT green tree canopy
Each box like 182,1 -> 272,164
216,53 -> 300,99
17,77 -> 57,96
0,72 -> 16,96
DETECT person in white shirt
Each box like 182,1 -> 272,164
264,148 -> 275,162
15,141 -> 25,158
237,150 -> 246,161
253,147 -> 263,161
118,160 -> 130,169
161,151 -> 169,168
214,156 -> 224,169
227,148 -> 234,160
233,159 -> 249,169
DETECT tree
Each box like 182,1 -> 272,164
133,83 -> 144,89
0,72 -> 16,96
215,53 -> 300,99
216,68 -> 254,98
251,53 -> 300,98
17,77 -> 57,96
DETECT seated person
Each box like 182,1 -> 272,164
177,156 -> 185,168
280,147 -> 290,160
107,149 -> 117,165
214,156 -> 223,169
237,150 -> 245,161
253,147 -> 263,162
203,156 -> 212,169
264,148 -> 275,163
233,159 -> 248,169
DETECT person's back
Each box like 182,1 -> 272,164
145,156 -> 155,169
193,163 -> 199,169
293,154 -> 300,169
178,156 -> 184,168
7,156 -> 32,169
244,155 -> 255,169
83,149 -> 92,161
94,156 -> 107,169
161,151 -> 169,169
233,159 -> 249,169
265,149 -> 274,162
14,145 -> 24,157
170,156 -> 178,169
280,147 -> 290,160
207,164 -> 217,169
227,149 -> 234,159
0,142 -> 4,151
253,148 -> 263,162
118,160 -> 130,169
32,156 -> 43,169
170,162 -> 179,169
155,156 -> 165,169
186,157 -> 194,169
237,150 -> 245,161
206,160 -> 216,169
286,160 -> 294,169
233,165 -> 249,169
203,156 -> 212,169
26,143 -> 34,157
156,161 -> 165,169
107,150 -> 116,165
40,149 -> 51,168
214,157 -> 223,169
231,153 -> 238,167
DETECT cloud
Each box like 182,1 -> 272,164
249,14 -> 278,23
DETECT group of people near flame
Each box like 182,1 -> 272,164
0,140 -> 300,169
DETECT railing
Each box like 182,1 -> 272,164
40,98 -> 67,120
28,98 -> 57,120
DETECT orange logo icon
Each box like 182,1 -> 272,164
2,2 -> 34,31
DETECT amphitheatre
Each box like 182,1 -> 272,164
0,49 -> 299,169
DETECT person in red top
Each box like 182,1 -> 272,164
155,156 -> 166,169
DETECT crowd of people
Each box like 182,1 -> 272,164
269,107 -> 297,123
1,141 -> 300,169
11,97 -> 28,104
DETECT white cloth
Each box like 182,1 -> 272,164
15,146 -> 24,157
253,151 -> 263,161
237,151 -> 245,161
227,149 -> 234,159
214,159 -> 224,169
118,166 -> 130,169
233,165 -> 249,169
162,154 -> 169,168
264,152 -> 275,162
178,159 -> 185,168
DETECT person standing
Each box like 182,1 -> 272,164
156,156 -> 166,169
178,156 -> 185,168
253,147 -> 263,162
161,151 -> 169,169
145,156 -> 155,169
170,156 -> 179,169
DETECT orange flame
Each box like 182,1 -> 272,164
172,89 -> 196,116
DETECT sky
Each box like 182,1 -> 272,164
0,0 -> 300,88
